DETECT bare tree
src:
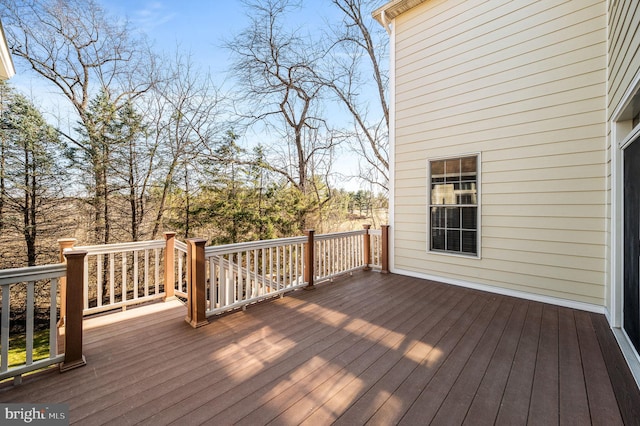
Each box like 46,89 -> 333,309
323,0 -> 389,191
228,0 -> 338,228
0,0 -> 158,244
148,52 -> 224,239
108,99 -> 155,241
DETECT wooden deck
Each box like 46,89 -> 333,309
1,271 -> 639,425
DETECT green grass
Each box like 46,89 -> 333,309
4,329 -> 51,368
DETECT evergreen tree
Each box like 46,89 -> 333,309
0,84 -> 65,266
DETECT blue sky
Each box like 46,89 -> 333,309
104,1 -> 247,78
13,0 -> 350,96
102,1 -> 346,83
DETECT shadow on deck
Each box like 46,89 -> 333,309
1,271 -> 639,425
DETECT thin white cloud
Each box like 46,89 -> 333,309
132,2 -> 176,32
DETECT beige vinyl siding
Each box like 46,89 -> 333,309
605,1 -> 640,311
607,0 -> 640,118
392,0 -> 607,305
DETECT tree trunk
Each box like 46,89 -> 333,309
129,141 -> 138,241
0,135 -> 5,231
184,166 -> 190,239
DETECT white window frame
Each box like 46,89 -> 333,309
427,153 -> 481,259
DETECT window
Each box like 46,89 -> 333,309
429,155 -> 479,256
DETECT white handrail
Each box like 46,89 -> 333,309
73,240 -> 165,255
205,236 -> 307,256
0,264 -> 65,285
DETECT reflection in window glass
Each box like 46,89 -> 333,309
429,155 -> 478,256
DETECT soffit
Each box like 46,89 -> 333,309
372,0 -> 429,26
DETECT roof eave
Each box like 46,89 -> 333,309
0,21 -> 15,80
372,0 -> 429,26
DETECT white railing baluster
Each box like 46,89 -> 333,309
49,278 -> 58,358
217,256 -> 224,306
122,253 -> 127,303
26,282 -> 34,365
252,249 -> 258,297
209,257 -> 216,309
245,250 -> 250,299
289,245 -> 292,287
239,253 -> 243,301
295,244 -> 299,285
133,251 -> 139,300
155,248 -> 160,295
178,252 -> 183,295
261,249 -> 267,296
97,254 -> 103,307
109,253 -> 115,305
227,255 -> 234,305
144,249 -> 149,298
277,247 -> 281,291
1,286 -> 8,373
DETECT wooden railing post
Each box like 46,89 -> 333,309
164,232 -> 176,301
185,238 -> 208,328
362,224 -> 372,271
57,238 -> 77,326
60,249 -> 87,372
381,225 -> 390,274
304,230 -> 315,290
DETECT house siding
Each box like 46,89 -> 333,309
392,0 -> 608,306
606,1 -> 640,311
607,0 -> 640,118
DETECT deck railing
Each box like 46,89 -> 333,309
182,225 -> 389,325
0,264 -> 65,382
0,251 -> 87,382
173,238 -> 188,299
60,233 -> 182,316
203,235 -> 308,317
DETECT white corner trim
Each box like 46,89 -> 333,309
391,267 -> 606,314
388,18 -> 396,273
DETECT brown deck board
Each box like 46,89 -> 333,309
574,311 -> 623,425
590,313 -> 640,426
428,297 -> 515,425
558,307 -> 591,426
462,297 -> 528,425
494,302 -> 542,425
397,294 -> 504,425
0,271 -> 637,425
528,304 -> 560,425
